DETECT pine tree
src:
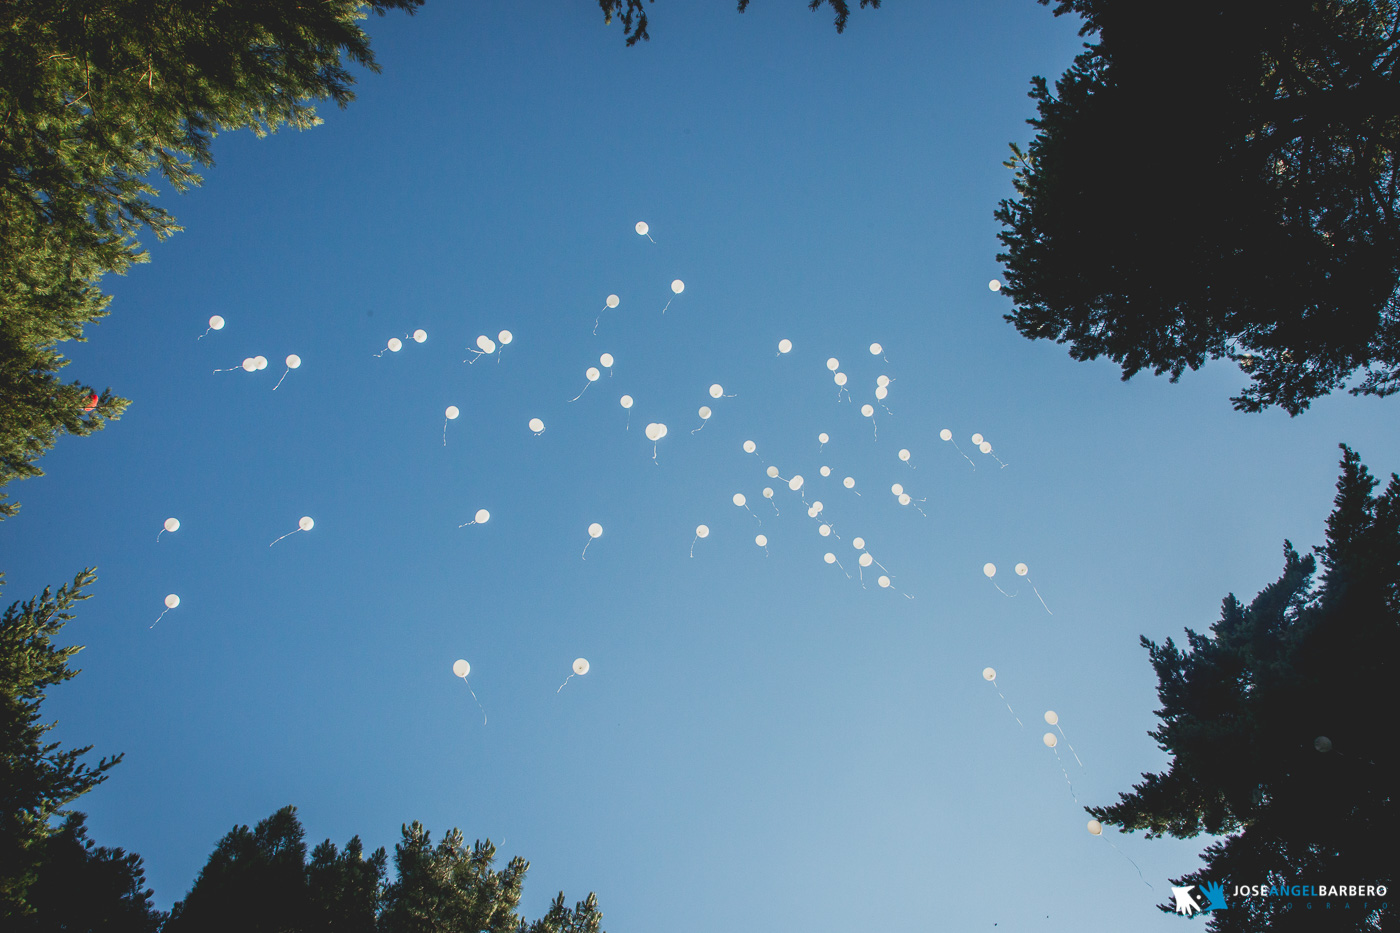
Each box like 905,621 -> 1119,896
1090,446 -> 1398,931
0,569 -> 122,919
596,0 -> 880,46
996,0 -> 1400,414
0,0 -> 422,517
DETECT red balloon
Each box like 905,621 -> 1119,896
83,394 -> 98,412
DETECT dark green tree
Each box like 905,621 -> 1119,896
1091,446 -> 1398,930
0,568 -> 122,919
596,0 -> 880,46
14,812 -> 165,933
996,0 -> 1400,414
0,0 -> 422,517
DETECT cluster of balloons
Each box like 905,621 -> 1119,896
466,329 -> 513,363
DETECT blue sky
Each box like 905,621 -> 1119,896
6,2 -> 1397,930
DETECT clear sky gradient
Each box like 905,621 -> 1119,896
6,2 -> 1396,930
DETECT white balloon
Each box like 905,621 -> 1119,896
755,534 -> 767,547
876,375 -> 890,387
878,575 -> 891,588
869,342 -> 883,355
743,440 -> 757,453
1044,710 -> 1059,725
788,475 -> 804,491
826,357 -> 839,371
767,466 -> 780,478
620,395 -> 634,409
698,406 -> 712,419
811,501 -> 823,513
762,487 -> 774,498
573,657 -> 590,675
898,448 -> 911,462
671,279 -> 685,294
971,433 -> 984,445
588,523 -> 603,538
208,315 -> 225,330
164,594 -> 180,609
709,384 -> 723,398
164,517 -> 180,533
940,429 -> 952,441
778,338 -> 792,353
891,483 -> 904,496
861,404 -> 874,417
989,279 -> 1002,291
982,667 -> 997,681
732,493 -> 747,507
241,358 -> 256,372
898,493 -> 911,506
254,356 -> 268,370
820,466 -> 831,477
413,329 -> 427,343
695,524 -> 710,538
843,477 -> 855,489
874,386 -> 888,400
1043,733 -> 1058,748
859,553 -> 873,568
529,417 -> 545,433
600,353 -> 614,367
388,338 -> 402,352
824,552 -> 836,564
445,406 -> 460,419
808,506 -> 819,518
1016,563 -> 1029,576
1314,736 -> 1333,753
286,354 -> 301,369
983,563 -> 997,578
818,432 -> 829,444
852,537 -> 865,549
498,330 -> 513,345
586,367 -> 600,382
654,423 -> 668,439
476,335 -> 495,353
474,509 -> 490,524
636,221 -> 649,236
818,524 -> 831,537
607,293 -> 620,308
298,516 -> 314,531
453,659 -> 470,678
645,423 -> 661,441
833,372 -> 847,386
980,441 -> 993,454
1087,820 -> 1103,836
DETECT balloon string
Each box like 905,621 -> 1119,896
593,312 -> 603,335
149,608 -> 169,629
837,387 -> 850,403
156,529 -> 165,542
273,369 -> 290,391
871,419 -> 878,441
374,348 -> 388,358
464,349 -> 485,364
1103,837 -> 1153,890
556,673 -> 574,694
993,454 -> 1009,468
992,681 -> 1023,727
1031,582 -> 1053,615
457,519 -> 478,528
269,529 -> 300,547
644,232 -> 655,243
652,442 -> 658,463
1057,725 -> 1082,766
581,537 -> 592,560
464,680 -> 486,725
746,505 -> 761,526
880,402 -> 895,417
951,440 -> 976,469
691,420 -> 706,434
690,536 -> 699,557
568,382 -> 590,403
443,419 -> 449,447
761,545 -> 769,557
768,500 -> 779,517
834,558 -> 849,579
992,581 -> 1016,598
625,411 -> 631,431
197,327 -> 211,340
661,298 -> 673,314
1052,746 -> 1078,802
213,365 -> 240,373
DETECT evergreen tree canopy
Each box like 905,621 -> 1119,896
170,809 -> 605,933
1091,446 -> 1398,931
0,0 -> 421,517
596,0 -> 880,46
996,0 -> 1400,414
0,569 -> 121,919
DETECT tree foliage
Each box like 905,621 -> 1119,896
596,0 -> 880,46
1091,446 -> 1398,931
996,0 -> 1400,414
0,568 -> 122,919
168,808 -> 605,933
0,0 -> 421,517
